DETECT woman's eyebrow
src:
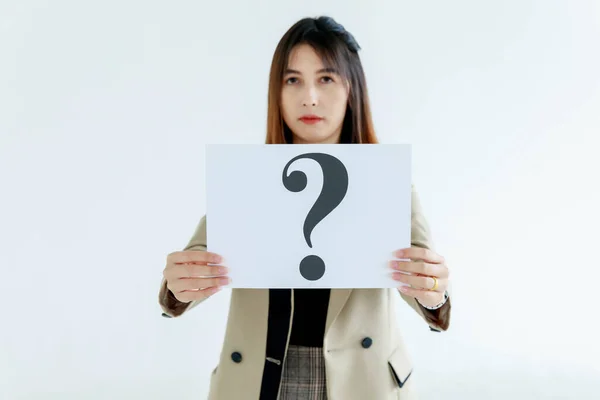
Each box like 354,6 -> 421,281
284,67 -> 338,75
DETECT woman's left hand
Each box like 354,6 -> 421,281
389,246 -> 450,308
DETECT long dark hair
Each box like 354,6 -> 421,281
265,16 -> 378,144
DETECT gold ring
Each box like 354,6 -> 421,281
430,277 -> 438,291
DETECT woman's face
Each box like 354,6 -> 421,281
281,44 -> 349,144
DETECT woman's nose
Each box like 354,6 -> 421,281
302,87 -> 318,107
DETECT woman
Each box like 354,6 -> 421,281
159,16 -> 451,400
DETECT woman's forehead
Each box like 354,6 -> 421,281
286,44 -> 336,72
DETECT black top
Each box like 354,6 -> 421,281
289,288 -> 331,347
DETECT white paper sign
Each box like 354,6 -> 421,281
205,144 -> 411,288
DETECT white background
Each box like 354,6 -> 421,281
1,0 -> 599,399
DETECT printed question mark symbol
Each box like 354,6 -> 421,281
282,152 -> 349,281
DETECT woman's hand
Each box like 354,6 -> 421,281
163,251 -> 230,303
389,246 -> 449,308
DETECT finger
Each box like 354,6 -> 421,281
180,264 -> 229,278
398,286 -> 445,303
169,276 -> 231,293
163,264 -> 227,282
393,247 -> 444,264
168,250 -> 222,265
390,260 -> 449,278
175,286 -> 221,303
392,273 -> 447,292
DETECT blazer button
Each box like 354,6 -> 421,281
361,337 -> 373,349
231,351 -> 243,363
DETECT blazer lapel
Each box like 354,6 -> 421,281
325,288 -> 353,335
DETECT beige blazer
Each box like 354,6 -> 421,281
159,185 -> 451,399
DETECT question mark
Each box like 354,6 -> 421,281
282,152 -> 349,281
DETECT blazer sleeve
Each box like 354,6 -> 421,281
158,215 -> 210,318
398,185 -> 452,332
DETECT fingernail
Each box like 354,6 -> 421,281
218,266 -> 229,274
395,249 -> 404,258
212,254 -> 222,263
219,277 -> 231,286
399,286 -> 408,292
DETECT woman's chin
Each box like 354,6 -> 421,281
292,128 -> 339,144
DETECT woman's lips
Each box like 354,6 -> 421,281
299,115 -> 323,124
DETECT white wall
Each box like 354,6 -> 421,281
1,0 -> 599,398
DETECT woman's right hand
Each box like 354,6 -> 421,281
163,251 -> 230,303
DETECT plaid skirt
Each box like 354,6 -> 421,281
278,345 -> 328,400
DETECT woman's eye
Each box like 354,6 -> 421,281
321,76 -> 334,83
285,77 -> 298,84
